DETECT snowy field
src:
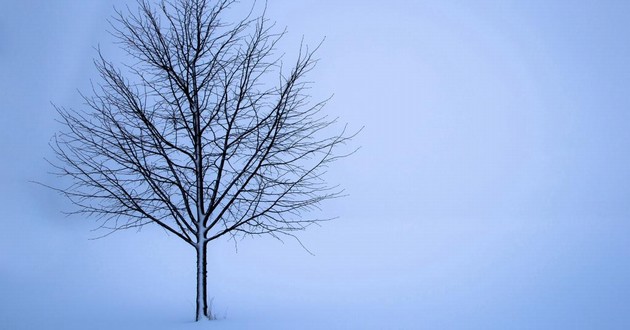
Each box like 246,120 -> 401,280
4,201 -> 630,329
4,0 -> 630,329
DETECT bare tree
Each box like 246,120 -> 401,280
48,0 -> 355,321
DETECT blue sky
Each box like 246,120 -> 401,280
2,1 -> 630,329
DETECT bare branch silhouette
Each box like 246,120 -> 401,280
47,0 -> 357,321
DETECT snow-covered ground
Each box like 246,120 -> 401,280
4,207 -> 630,329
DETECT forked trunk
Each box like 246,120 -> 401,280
195,242 -> 209,321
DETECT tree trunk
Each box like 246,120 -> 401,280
195,242 -> 209,321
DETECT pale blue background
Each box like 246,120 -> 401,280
2,1 -> 630,329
